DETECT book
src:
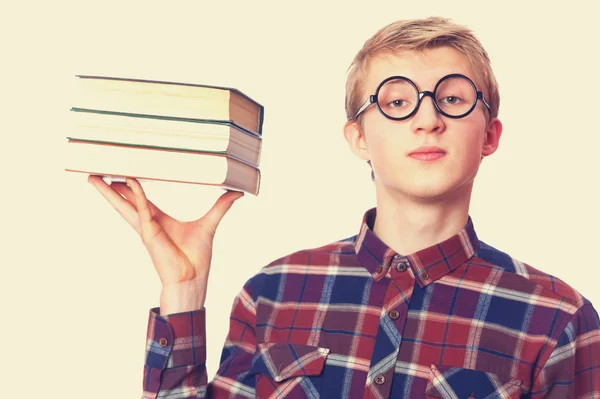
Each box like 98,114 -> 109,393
69,108 -> 262,167
72,75 -> 264,137
65,140 -> 261,195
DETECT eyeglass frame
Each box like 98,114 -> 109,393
352,73 -> 491,121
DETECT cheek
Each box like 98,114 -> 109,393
364,131 -> 409,169
450,120 -> 486,156
363,118 -> 411,151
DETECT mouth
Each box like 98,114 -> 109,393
408,146 -> 447,162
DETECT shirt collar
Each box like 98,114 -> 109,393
354,207 -> 479,288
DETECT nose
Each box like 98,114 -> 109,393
410,92 -> 444,134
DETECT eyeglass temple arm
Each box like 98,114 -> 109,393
478,91 -> 491,112
353,95 -> 376,120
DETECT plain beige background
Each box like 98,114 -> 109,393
3,1 -> 599,397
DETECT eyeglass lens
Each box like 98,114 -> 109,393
377,76 -> 477,119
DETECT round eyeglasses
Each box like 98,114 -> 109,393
353,73 -> 491,121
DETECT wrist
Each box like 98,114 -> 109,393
159,278 -> 207,316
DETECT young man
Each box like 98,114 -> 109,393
89,17 -> 599,399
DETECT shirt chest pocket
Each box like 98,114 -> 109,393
426,364 -> 522,399
251,343 -> 330,399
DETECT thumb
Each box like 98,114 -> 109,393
202,190 -> 244,233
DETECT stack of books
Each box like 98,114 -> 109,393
64,75 -> 264,195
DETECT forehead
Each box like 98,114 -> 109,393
364,46 -> 478,93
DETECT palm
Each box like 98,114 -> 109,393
147,210 -> 216,285
88,175 -> 243,287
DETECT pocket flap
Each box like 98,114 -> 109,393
426,364 -> 522,399
252,343 -> 330,382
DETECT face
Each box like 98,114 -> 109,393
344,46 -> 502,203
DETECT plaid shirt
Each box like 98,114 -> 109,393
142,208 -> 600,398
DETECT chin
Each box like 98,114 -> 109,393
405,186 -> 455,201
381,178 -> 464,202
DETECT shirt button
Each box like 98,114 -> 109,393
376,266 -> 383,274
374,375 -> 386,385
396,262 -> 408,272
421,272 -> 429,280
159,338 -> 168,347
389,310 -> 400,320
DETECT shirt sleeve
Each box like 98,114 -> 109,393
530,302 -> 600,398
142,283 -> 258,399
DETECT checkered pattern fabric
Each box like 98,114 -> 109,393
142,208 -> 600,398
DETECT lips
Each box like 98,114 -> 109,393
408,146 -> 446,161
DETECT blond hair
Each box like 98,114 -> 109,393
345,17 -> 499,122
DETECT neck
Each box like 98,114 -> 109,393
373,184 -> 472,256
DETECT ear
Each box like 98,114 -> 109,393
481,117 -> 503,157
343,121 -> 371,162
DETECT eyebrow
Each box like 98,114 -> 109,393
377,77 -> 412,90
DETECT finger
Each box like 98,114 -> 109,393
111,182 -> 168,222
88,175 -> 141,234
126,177 -> 162,242
112,182 -> 176,232
202,190 -> 244,233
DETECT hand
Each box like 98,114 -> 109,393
87,175 -> 244,314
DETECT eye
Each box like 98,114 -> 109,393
388,99 -> 408,108
440,96 -> 462,105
